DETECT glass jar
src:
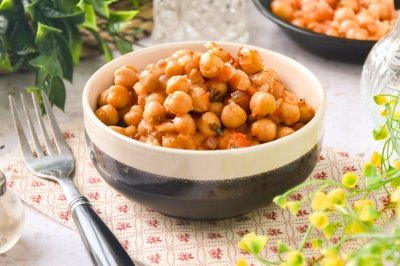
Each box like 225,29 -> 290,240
0,171 -> 24,253
151,0 -> 249,44
360,16 -> 400,125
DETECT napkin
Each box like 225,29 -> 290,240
2,121 -> 394,266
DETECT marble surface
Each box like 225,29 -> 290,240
0,2 -> 382,266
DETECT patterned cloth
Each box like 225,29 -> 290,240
2,121 -> 394,266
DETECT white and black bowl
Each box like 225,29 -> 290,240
82,42 -> 327,220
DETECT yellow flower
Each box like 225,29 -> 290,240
311,238 -> 323,250
238,232 -> 268,255
321,256 -> 344,266
321,246 -> 338,258
309,211 -> 329,230
287,201 -> 301,215
286,250 -> 305,266
357,205 -> 378,222
394,159 -> 400,170
273,195 -> 287,209
236,258 -> 248,266
353,199 -> 374,213
342,172 -> 359,189
373,95 -> 387,105
391,189 -> 400,203
346,220 -> 368,235
311,191 -> 331,211
370,151 -> 382,167
327,188 -> 346,206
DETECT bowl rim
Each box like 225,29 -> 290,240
252,0 -> 376,47
82,41 -> 327,157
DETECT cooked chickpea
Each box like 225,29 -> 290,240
124,105 -> 143,126
277,126 -> 295,139
165,58 -> 185,77
237,48 -> 264,75
146,92 -> 166,106
221,101 -> 247,129
164,91 -> 193,115
162,132 -> 185,149
137,119 -> 153,136
95,104 -> 119,126
97,88 -> 109,107
271,0 -> 294,21
143,101 -> 166,125
206,44 -> 231,62
207,80 -> 228,102
106,85 -> 130,109
114,66 -> 139,89
197,112 -> 222,137
209,102 -> 224,117
188,69 -> 204,85
251,70 -> 276,89
229,90 -> 251,113
190,86 -> 210,112
251,118 -> 277,142
166,75 -> 191,94
249,91 -> 276,117
174,114 -> 196,135
140,68 -> 161,93
280,102 -> 301,126
299,102 -> 316,123
199,52 -> 224,78
229,69 -> 251,91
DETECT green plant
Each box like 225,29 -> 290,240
0,0 -> 140,109
237,94 -> 400,266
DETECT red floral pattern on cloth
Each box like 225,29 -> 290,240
2,122 -> 394,266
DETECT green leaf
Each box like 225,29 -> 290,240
89,29 -> 113,62
85,0 -> 110,18
43,7 -> 85,24
56,21 -> 82,65
9,20 -> 36,56
52,0 -> 80,13
363,163 -> 378,178
372,124 -> 389,141
80,3 -> 98,31
35,23 -> 62,44
277,240 -> 291,254
30,54 -> 63,77
109,10 -> 139,22
0,0 -> 13,11
323,222 -> 337,239
0,36 -> 12,71
115,38 -> 132,55
273,195 -> 287,209
47,76 -> 66,110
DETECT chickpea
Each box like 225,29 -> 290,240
188,69 -> 204,85
334,7 -> 355,22
204,136 -> 219,150
276,126 -> 295,139
146,92 -> 166,106
251,118 -> 277,142
106,85 -> 130,109
338,19 -> 358,34
271,81 -> 285,99
156,121 -> 175,133
185,53 -> 201,74
166,75 -> 191,95
118,105 -> 132,120
250,91 -> 276,117
133,82 -> 148,107
280,102 -> 300,126
271,0 -> 294,21
125,125 -> 138,138
143,101 -> 166,125
251,70 -> 276,89
172,49 -> 193,59
221,101 -> 247,129
346,27 -> 369,40
124,105 -> 143,126
97,88 -> 109,107
164,91 -> 193,115
139,68 -> 161,93
205,43 -> 230,62
95,104 -> 119,126
209,102 -> 224,117
215,62 -> 235,82
368,2 -> 390,20
228,69 -> 251,91
197,112 -> 222,137
292,122 -> 305,131
299,103 -> 315,123
114,66 -> 139,89
137,119 -> 153,136
165,58 -> 185,77
173,114 -> 196,135
158,74 -> 168,91
229,90 -> 251,113
207,80 -> 228,102
199,51 -> 224,78
237,48 -> 264,75
190,86 -> 210,113
162,132 -> 185,149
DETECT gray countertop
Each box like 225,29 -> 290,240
0,2 -> 380,265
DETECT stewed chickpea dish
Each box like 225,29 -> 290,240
95,43 -> 315,150
271,0 -> 397,40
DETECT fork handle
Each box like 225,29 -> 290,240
71,198 -> 135,266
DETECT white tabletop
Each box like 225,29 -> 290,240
0,2 -> 380,266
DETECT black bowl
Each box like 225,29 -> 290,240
253,0 -> 377,62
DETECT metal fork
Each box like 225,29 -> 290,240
9,92 -> 135,266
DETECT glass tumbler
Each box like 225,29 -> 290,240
151,0 -> 249,44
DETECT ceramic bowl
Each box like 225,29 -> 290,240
82,41 -> 327,220
253,0 -> 376,62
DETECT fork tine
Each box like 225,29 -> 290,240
32,92 -> 56,155
9,95 -> 35,162
20,93 -> 44,158
41,91 -> 70,154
